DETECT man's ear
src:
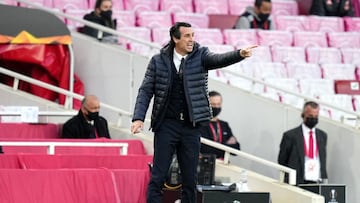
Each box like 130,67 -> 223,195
301,113 -> 304,118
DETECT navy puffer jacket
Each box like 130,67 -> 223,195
132,42 -> 244,131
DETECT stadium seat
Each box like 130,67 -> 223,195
208,69 -> 229,84
193,0 -> 229,14
173,12 -> 209,28
299,79 -> 335,97
223,29 -> 257,47
341,48 -> 360,65
136,11 -> 172,28
306,47 -> 342,64
257,30 -> 293,47
352,95 -> 360,112
271,0 -> 299,15
242,45 -> 272,62
264,78 -> 302,107
228,0 -> 254,15
206,44 -> 235,53
334,80 -> 360,95
19,0 -> 52,7
124,0 -> 160,14
88,0 -> 124,10
152,27 -> 170,46
318,94 -> 355,123
53,0 -> 88,11
252,62 -> 287,79
113,10 -> 136,27
287,63 -> 322,79
64,9 -> 90,30
159,0 -> 193,13
293,31 -> 328,48
117,27 -> 152,56
343,17 -> 360,31
327,32 -> 360,49
321,63 -> 356,80
193,28 -> 223,45
226,62 -> 254,91
1,0 -> 18,6
308,16 -> 344,32
274,15 -> 309,32
271,46 -> 306,63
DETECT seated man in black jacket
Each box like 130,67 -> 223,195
310,0 -> 354,17
62,95 -> 110,139
200,91 -> 240,158
80,0 -> 117,42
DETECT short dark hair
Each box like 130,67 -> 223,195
169,22 -> 192,46
95,0 -> 111,9
255,0 -> 271,8
209,91 -> 221,98
301,101 -> 319,117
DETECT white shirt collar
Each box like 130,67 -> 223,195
173,48 -> 187,61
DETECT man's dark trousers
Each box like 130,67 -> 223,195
147,119 -> 201,203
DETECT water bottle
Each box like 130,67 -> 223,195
237,169 -> 249,192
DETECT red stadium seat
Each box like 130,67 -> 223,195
64,9 -> 90,30
117,27 -> 152,55
252,62 -> 287,79
272,0 -> 299,15
152,27 -> 170,46
287,63 -> 322,79
327,32 -> 360,49
257,30 -> 293,47
124,0 -> 160,14
275,15 -> 309,32
308,16 -> 344,32
293,31 -> 328,48
228,0 -> 254,15
206,44 -> 235,53
173,12 -> 209,28
194,0 -> 229,14
136,11 -> 172,28
306,47 -> 342,64
318,94 -> 355,122
241,45 -> 272,62
159,0 -> 193,13
271,46 -> 306,63
343,17 -> 360,31
193,28 -> 224,45
341,48 -> 360,65
53,0 -> 89,11
334,80 -> 360,95
299,79 -> 335,97
113,10 -> 136,27
223,29 -> 257,47
321,63 -> 356,80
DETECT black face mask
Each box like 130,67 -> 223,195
258,13 -> 270,22
87,111 -> 99,121
100,10 -> 112,20
304,117 -> 318,129
211,107 -> 221,118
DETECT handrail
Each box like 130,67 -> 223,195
0,141 -> 129,155
13,0 -> 162,51
0,111 -> 77,117
222,68 -> 360,127
201,138 -> 297,185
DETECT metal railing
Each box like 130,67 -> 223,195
0,141 -> 128,155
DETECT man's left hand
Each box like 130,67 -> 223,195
240,45 -> 258,58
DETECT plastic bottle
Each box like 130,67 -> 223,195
237,169 -> 249,192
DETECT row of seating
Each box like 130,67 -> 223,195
7,0 -> 298,16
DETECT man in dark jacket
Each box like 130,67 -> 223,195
200,91 -> 240,159
80,0 -> 117,42
310,0 -> 354,17
131,22 -> 256,203
234,0 -> 275,30
278,101 -> 328,185
62,95 -> 110,139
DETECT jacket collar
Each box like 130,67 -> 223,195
161,42 -> 200,58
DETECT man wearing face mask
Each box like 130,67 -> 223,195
62,95 -> 111,139
200,91 -> 240,159
234,0 -> 274,30
80,0 -> 117,42
278,101 -> 328,185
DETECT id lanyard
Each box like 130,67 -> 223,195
209,121 -> 223,143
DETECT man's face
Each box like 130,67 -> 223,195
302,106 -> 319,122
82,98 -> 100,115
174,26 -> 194,56
209,95 -> 222,108
256,1 -> 272,15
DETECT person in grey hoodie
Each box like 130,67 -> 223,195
234,0 -> 275,30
